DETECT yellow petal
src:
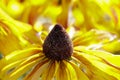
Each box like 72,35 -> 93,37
24,59 -> 49,80
41,60 -> 58,80
0,58 -> 24,79
73,51 -> 118,80
0,24 -> 22,55
0,47 -> 41,72
63,60 -> 77,80
56,61 -> 69,80
76,47 -> 120,67
0,53 -> 42,79
5,47 -> 41,63
69,61 -> 89,80
3,56 -> 40,80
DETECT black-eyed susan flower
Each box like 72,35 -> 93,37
0,0 -> 120,80
0,24 -> 120,80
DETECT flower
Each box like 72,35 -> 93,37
0,0 -> 120,80
0,8 -> 42,56
0,24 -> 120,80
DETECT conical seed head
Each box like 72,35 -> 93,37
43,24 -> 73,61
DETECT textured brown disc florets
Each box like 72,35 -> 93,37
43,24 -> 73,61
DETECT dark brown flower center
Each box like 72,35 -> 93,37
43,24 -> 73,61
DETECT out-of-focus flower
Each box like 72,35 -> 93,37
0,0 -> 63,26
0,8 -> 42,56
1,0 -> 120,33
71,0 -> 120,38
0,8 -> 29,56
